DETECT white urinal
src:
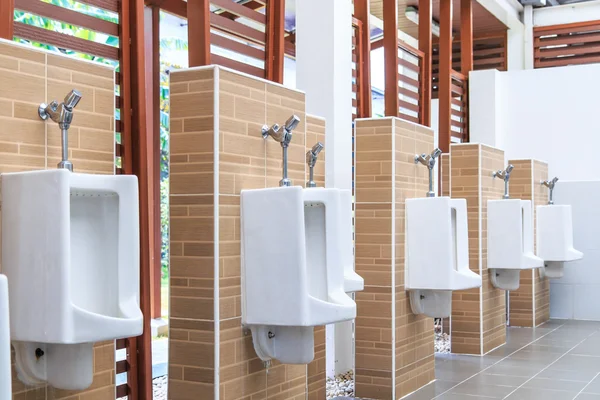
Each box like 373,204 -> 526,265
537,205 -> 583,279
0,275 -> 11,400
241,186 -> 356,364
338,190 -> 364,293
1,169 -> 143,390
488,199 -> 544,290
405,197 -> 481,318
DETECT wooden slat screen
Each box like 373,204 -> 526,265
352,18 -> 362,120
432,33 -> 506,98
13,0 -> 134,397
398,40 -> 424,124
208,0 -> 268,78
450,69 -> 468,142
534,21 -> 600,69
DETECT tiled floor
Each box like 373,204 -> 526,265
403,319 -> 600,400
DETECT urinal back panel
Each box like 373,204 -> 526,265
488,199 -> 523,269
537,205 -> 578,261
241,186 -> 310,326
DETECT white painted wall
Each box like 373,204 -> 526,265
470,64 -> 600,181
550,181 -> 600,321
469,63 -> 600,320
534,0 -> 600,27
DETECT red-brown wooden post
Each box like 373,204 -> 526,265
438,0 -> 453,153
127,0 -> 153,397
461,0 -> 474,75
266,0 -> 285,83
354,0 -> 372,117
188,0 -> 211,66
418,0 -> 432,126
0,0 -> 14,40
144,5 -> 162,320
383,0 -> 399,116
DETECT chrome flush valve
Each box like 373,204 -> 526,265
306,142 -> 324,188
38,89 -> 83,171
492,164 -> 514,199
541,177 -> 559,205
414,147 -> 443,197
262,114 -> 301,187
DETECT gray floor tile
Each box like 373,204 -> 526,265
401,380 -> 457,400
549,354 -> 600,373
435,393 -> 496,399
583,375 -> 600,394
523,377 -> 589,392
576,394 -> 600,399
466,373 -> 530,387
484,362 -> 544,377
537,368 -> 598,382
504,387 -> 579,400
449,382 -> 515,398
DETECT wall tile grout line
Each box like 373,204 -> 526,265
500,328 -> 598,399
431,321 -> 566,400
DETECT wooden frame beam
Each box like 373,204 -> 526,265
188,0 -> 211,66
123,0 -> 153,397
383,0 -> 399,117
418,0 -> 432,126
438,0 -> 453,152
265,0 -> 284,83
0,0 -> 14,40
461,0 -> 474,75
144,5 -> 162,320
354,0 -> 372,118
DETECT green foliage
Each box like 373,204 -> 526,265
16,5 -> 183,294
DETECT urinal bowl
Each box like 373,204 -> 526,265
241,186 -> 356,364
405,197 -> 481,318
488,199 -> 543,290
1,169 -> 143,389
536,205 -> 583,279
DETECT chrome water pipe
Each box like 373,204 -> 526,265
38,90 -> 82,172
414,147 -> 442,197
492,164 -> 514,199
262,115 -> 300,187
541,177 -> 559,205
305,142 -> 324,188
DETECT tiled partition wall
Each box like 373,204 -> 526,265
354,117 -> 435,399
168,65 -> 333,400
507,159 -> 550,327
449,144 -> 506,355
0,40 -> 116,399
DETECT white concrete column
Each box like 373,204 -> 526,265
296,0 -> 354,377
469,69 -> 504,148
523,5 -> 534,70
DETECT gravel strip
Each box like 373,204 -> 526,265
153,375 -> 167,400
435,320 -> 450,353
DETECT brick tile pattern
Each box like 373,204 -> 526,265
449,144 -> 506,355
169,66 -> 312,400
0,40 -> 116,399
505,159 -> 550,328
533,161 -> 550,326
354,118 -> 434,400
